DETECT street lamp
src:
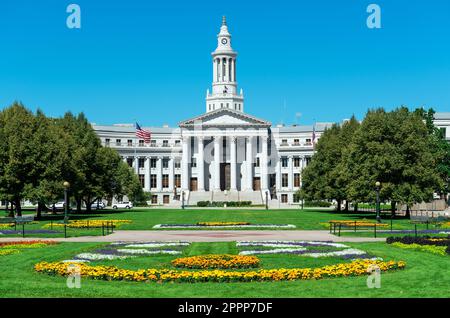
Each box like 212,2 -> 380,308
375,181 -> 381,223
63,181 -> 70,224
181,191 -> 185,210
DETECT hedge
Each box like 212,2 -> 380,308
197,201 -> 252,207
303,201 -> 332,208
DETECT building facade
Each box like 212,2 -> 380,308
93,17 -> 450,207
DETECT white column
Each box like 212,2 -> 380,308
168,157 -> 174,191
261,136 -> 268,190
197,137 -> 205,191
213,59 -> 217,83
276,159 -> 281,191
213,136 -> 221,191
231,59 -> 235,82
230,137 -> 237,190
300,156 -> 304,188
156,156 -> 163,191
134,156 -> 139,175
181,136 -> 190,190
288,156 -> 293,191
144,156 -> 150,191
246,136 -> 253,190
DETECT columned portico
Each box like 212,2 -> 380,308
213,136 -> 222,191
230,137 -> 237,190
181,136 -> 190,190
197,137 -> 205,191
246,136 -> 253,191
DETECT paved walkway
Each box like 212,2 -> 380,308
0,230 -> 385,243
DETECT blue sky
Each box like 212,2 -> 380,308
1,0 -> 449,127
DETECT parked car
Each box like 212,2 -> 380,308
112,202 -> 133,209
90,202 -> 106,210
49,201 -> 66,210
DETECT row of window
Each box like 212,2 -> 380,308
105,139 -> 181,147
280,157 -> 311,168
281,173 -> 301,188
138,174 -> 182,189
208,103 -> 242,112
127,158 -> 181,169
280,138 -> 312,146
150,194 -> 175,204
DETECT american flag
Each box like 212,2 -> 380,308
135,122 -> 151,143
312,124 -> 316,146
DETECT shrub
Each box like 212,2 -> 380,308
386,236 -> 450,247
196,201 -> 252,207
304,201 -> 332,207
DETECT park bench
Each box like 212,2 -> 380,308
329,220 -> 388,238
0,215 -> 34,237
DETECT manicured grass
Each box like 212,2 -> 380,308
1,208 -> 446,237
1,240 -> 449,297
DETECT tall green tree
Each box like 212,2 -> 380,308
346,107 -> 442,216
0,103 -> 39,216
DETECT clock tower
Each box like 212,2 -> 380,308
206,16 -> 244,113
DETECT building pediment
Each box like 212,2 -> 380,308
179,108 -> 271,128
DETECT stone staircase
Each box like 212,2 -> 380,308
238,191 -> 264,205
212,190 -> 239,202
187,191 -> 211,205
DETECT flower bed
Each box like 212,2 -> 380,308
0,240 -> 57,248
43,220 -> 131,229
237,241 -> 374,260
387,236 -> 450,255
0,249 -> 20,256
329,220 -> 389,227
196,222 -> 251,226
153,224 -> 296,229
391,242 -> 447,256
0,230 -> 61,235
34,259 -> 406,283
171,254 -> 260,269
68,241 -> 190,262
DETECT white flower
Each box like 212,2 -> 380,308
61,259 -> 90,263
116,249 -> 181,255
123,243 -> 189,248
75,253 -> 133,260
302,248 -> 367,258
239,248 -> 306,255
237,241 -> 348,248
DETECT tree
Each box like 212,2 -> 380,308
346,107 -> 442,217
0,102 -> 36,216
417,108 -> 450,200
300,116 -> 360,211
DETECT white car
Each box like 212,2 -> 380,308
112,202 -> 133,209
50,201 -> 66,210
90,202 -> 106,210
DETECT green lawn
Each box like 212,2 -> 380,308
0,240 -> 449,297
0,208 -> 447,237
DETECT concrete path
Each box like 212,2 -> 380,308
0,230 -> 385,243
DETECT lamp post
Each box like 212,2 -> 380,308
265,191 -> 268,210
375,181 -> 381,223
63,181 -> 70,224
181,191 -> 185,210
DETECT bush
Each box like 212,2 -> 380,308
304,201 -> 332,208
196,201 -> 252,207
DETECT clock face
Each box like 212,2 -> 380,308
221,38 -> 228,45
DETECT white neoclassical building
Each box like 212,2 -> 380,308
93,17 -> 450,207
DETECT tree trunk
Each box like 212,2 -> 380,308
390,201 -> 396,218
353,202 -> 358,213
345,201 -> 349,212
15,199 -> 22,217
336,199 -> 341,212
36,202 -> 43,220
76,197 -> 82,213
85,198 -> 92,213
405,205 -> 410,218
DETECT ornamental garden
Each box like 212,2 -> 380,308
0,207 -> 450,298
